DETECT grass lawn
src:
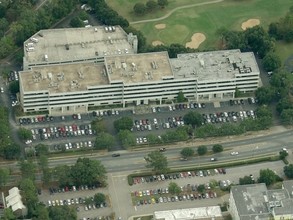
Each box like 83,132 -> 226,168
275,41 -> 293,66
106,0 -> 207,22
108,0 -> 292,53
131,0 -> 292,48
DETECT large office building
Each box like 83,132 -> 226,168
19,26 -> 260,114
229,181 -> 293,220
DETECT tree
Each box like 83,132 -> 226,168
118,130 -> 136,148
157,0 -> 168,8
54,165 -> 72,187
197,184 -> 205,193
177,91 -> 186,103
212,144 -> 223,153
262,52 -> 281,72
0,36 -> 16,59
279,150 -> 289,159
146,0 -> 157,11
280,109 -> 293,125
234,87 -> 241,98
2,208 -> 16,220
255,105 -> 273,119
258,169 -> 277,186
197,145 -> 207,155
19,178 -> 38,216
35,204 -> 49,220
19,159 -> 36,181
284,164 -> 293,179
0,168 -> 9,187
183,111 -> 204,128
133,3 -> 146,15
70,17 -> 84,28
239,175 -> 255,185
91,119 -> 106,133
9,81 -> 19,94
78,11 -> 88,21
168,182 -> 181,195
93,193 -> 106,205
48,206 -> 77,220
144,151 -> 168,173
180,147 -> 194,158
114,117 -> 133,131
17,127 -> 32,140
95,132 -> 115,150
255,86 -> 275,105
3,143 -> 21,159
70,158 -> 107,187
35,144 -> 49,156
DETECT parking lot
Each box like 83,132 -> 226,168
38,185 -> 112,220
18,98 -> 258,151
108,160 -> 285,219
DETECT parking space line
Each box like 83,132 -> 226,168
110,174 -> 121,215
111,174 -> 128,178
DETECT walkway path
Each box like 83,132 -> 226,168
130,0 -> 224,24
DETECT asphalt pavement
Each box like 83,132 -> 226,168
108,160 -> 285,219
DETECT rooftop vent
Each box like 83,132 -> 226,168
65,44 -> 69,50
57,72 -> 64,81
47,72 -> 52,81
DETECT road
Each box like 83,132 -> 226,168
47,128 -> 291,171
2,127 -> 292,183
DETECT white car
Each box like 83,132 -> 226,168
282,147 -> 289,153
231,151 -> 239,156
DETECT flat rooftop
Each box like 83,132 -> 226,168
283,180 -> 293,199
24,26 -> 135,65
104,51 -> 174,84
20,62 -> 107,93
231,184 -> 270,218
171,49 -> 259,81
154,206 -> 222,220
267,189 -> 293,215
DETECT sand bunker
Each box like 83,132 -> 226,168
241,19 -> 260,30
185,33 -> 206,49
152,40 -> 164,46
155,24 -> 166,30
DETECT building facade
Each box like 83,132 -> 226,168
19,27 -> 260,114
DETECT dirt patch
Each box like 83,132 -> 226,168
241,19 -> 260,30
155,24 -> 166,30
152,40 -> 164,46
185,33 -> 206,49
